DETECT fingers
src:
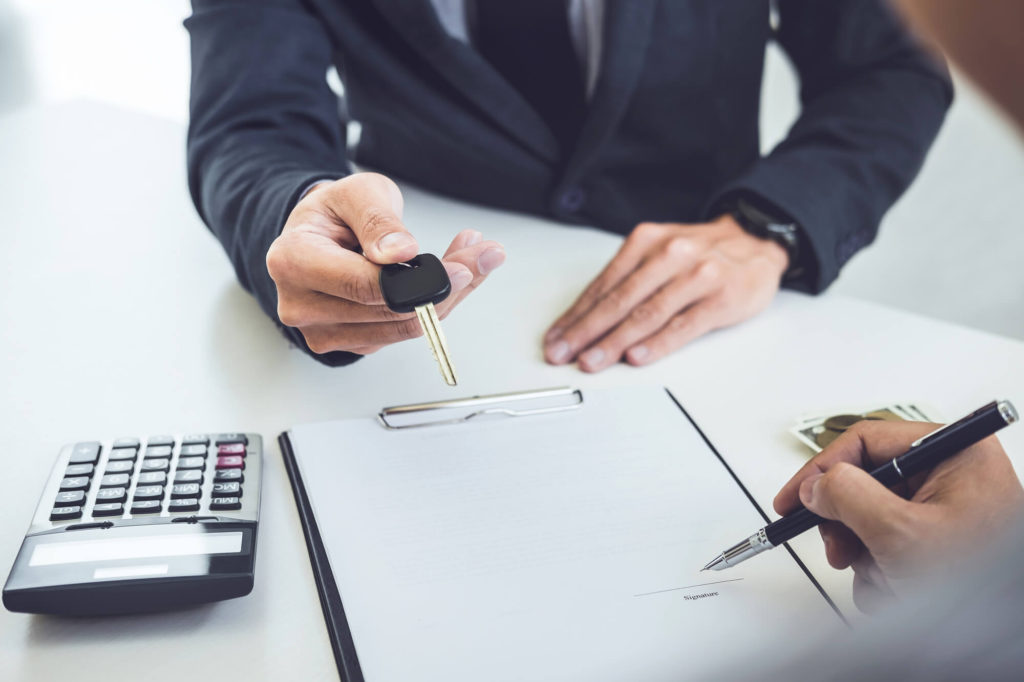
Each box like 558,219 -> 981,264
573,263 -> 720,372
819,521 -> 865,570
318,173 -> 419,264
444,229 -> 483,257
616,298 -> 720,367
851,555 -> 896,614
291,235 -> 505,354
267,231 -> 387,304
796,462 -> 919,550
545,222 -> 669,343
277,288 -> 416,327
278,250 -> 485,329
545,246 -> 695,366
773,420 -> 940,515
435,239 -> 506,315
299,317 -> 426,355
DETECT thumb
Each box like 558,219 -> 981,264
799,462 -> 912,549
327,173 -> 419,264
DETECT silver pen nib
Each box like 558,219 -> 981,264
700,528 -> 773,572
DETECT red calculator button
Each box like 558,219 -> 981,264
217,443 -> 246,457
216,456 -> 245,469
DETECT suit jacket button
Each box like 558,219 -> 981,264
557,186 -> 586,213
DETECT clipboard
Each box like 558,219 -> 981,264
279,386 -> 839,682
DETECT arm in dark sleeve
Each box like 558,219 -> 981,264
186,0 -> 359,366
705,0 -> 953,293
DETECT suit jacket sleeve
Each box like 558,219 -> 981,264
186,0 -> 360,367
705,0 -> 953,294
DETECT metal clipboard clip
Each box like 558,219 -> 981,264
377,386 -> 584,430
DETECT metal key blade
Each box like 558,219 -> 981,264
414,302 -> 458,386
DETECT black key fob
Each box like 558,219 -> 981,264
379,254 -> 451,313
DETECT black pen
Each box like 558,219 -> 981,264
702,399 -> 1019,572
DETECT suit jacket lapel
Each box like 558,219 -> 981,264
567,1 -> 656,174
371,0 -> 560,162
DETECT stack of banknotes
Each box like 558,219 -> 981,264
791,403 -> 941,453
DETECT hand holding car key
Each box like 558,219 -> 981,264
380,254 -> 458,385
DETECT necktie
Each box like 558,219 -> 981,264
475,0 -> 587,152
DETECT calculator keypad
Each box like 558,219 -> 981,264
92,502 -> 124,517
64,463 -> 94,477
107,448 -> 138,461
214,469 -> 243,483
50,506 -> 83,520
60,476 -> 90,491
44,435 -> 259,524
68,442 -> 101,464
130,500 -> 161,514
133,485 -> 164,500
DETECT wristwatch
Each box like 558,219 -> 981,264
725,196 -> 804,280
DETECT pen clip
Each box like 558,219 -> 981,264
908,421 -> 955,449
907,399 -> 1016,449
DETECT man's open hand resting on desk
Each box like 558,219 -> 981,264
543,216 -> 788,372
774,420 -> 1024,613
266,173 -> 506,355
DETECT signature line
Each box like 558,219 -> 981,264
633,578 -> 744,598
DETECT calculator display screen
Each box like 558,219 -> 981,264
28,532 -> 244,567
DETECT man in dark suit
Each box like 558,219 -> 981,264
186,0 -> 951,369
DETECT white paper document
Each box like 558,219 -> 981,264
288,385 -> 841,682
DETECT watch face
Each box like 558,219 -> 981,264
765,222 -> 798,245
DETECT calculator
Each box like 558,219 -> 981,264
3,434 -> 261,615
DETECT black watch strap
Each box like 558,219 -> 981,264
725,196 -> 804,280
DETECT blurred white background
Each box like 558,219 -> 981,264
2,0 -> 1022,339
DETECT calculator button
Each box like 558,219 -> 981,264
96,487 -> 127,503
112,437 -> 140,449
100,473 -> 132,488
59,476 -> 90,491
68,442 -> 101,464
216,456 -> 244,470
217,443 -> 246,457
55,490 -> 86,505
173,469 -> 203,484
50,506 -> 83,520
181,434 -> 209,446
171,483 -> 201,498
147,436 -> 175,447
133,485 -> 164,500
130,500 -> 162,514
169,498 -> 200,512
141,459 -> 170,473
176,457 -> 206,471
107,447 -> 138,461
215,433 -> 248,446
214,469 -> 243,483
212,481 -> 241,496
145,445 -> 174,459
180,444 -> 208,457
65,463 -> 95,477
210,497 -> 241,510
92,502 -> 124,517
137,471 -> 167,485
103,460 -> 136,474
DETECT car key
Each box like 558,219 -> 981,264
379,253 -> 458,385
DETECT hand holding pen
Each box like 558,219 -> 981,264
706,402 -> 1024,613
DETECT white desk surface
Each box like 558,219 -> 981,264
3,101 -> 1023,680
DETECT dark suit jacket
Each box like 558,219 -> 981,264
186,0 -> 951,367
